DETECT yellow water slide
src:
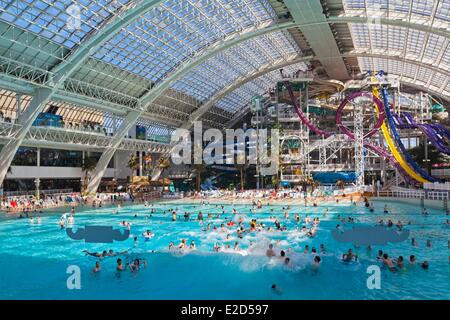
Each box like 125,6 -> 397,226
372,87 -> 429,184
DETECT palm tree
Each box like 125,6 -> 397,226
235,153 -> 248,191
143,155 -> 153,176
336,180 -> 345,190
128,154 -> 139,176
81,157 -> 97,193
193,163 -> 206,192
156,156 -> 171,191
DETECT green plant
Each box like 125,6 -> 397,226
156,156 -> 171,190
128,154 -> 139,176
81,156 -> 97,192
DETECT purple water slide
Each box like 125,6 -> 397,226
401,112 -> 450,155
393,114 -> 404,127
283,80 -> 332,138
283,80 -> 418,186
431,123 -> 450,141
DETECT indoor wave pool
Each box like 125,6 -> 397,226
0,200 -> 448,300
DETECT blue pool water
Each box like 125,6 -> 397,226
0,200 -> 448,300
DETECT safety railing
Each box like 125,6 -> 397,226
3,188 -> 74,197
378,190 -> 449,200
424,182 -> 450,191
427,191 -> 449,201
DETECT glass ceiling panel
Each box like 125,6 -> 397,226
349,23 -> 449,69
357,56 -> 450,97
171,30 -> 301,111
343,0 -> 450,27
0,0 -> 130,49
216,62 -> 309,113
94,0 -> 277,84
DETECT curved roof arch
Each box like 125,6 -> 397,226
0,0 -> 449,130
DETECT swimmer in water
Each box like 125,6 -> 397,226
234,242 -> 239,251
266,244 -> 276,257
396,256 -> 405,270
376,250 -> 384,261
93,261 -> 101,273
426,239 -> 432,248
320,244 -> 326,254
128,258 -> 147,272
409,255 -> 416,265
383,204 -> 389,213
83,250 -> 108,258
143,230 -> 154,238
421,261 -> 429,270
304,245 -> 309,254
169,242 -> 174,250
382,253 -> 397,272
189,240 -> 196,250
178,239 -> 187,250
271,284 -> 282,295
116,258 -> 125,271
284,257 -> 292,268
312,256 -> 321,271
342,249 -> 357,262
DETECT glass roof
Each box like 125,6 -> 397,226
357,56 -> 450,96
0,0 -> 448,131
343,0 -> 449,27
171,30 -> 301,111
0,0 -> 130,49
216,62 -> 308,114
343,0 -> 450,99
94,0 -> 277,83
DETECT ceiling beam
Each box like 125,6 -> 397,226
283,0 -> 350,79
182,54 -> 313,130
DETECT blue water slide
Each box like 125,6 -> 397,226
313,172 -> 356,184
381,88 -> 439,183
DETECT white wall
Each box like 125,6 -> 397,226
114,150 -> 133,179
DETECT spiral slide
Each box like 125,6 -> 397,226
380,88 -> 438,183
398,112 -> 450,155
283,80 -> 416,185
364,87 -> 428,184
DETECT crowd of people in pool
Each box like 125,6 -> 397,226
16,193 -> 449,285
154,199 -> 449,278
58,196 -> 448,279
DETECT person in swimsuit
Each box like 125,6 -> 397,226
178,239 -> 187,250
116,258 -> 125,271
396,256 -> 405,270
342,249 -> 357,262
93,261 -> 101,273
382,253 -> 397,272
266,244 -> 276,257
128,258 -> 147,272
83,250 -> 108,258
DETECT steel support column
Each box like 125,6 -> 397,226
85,110 -> 141,194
